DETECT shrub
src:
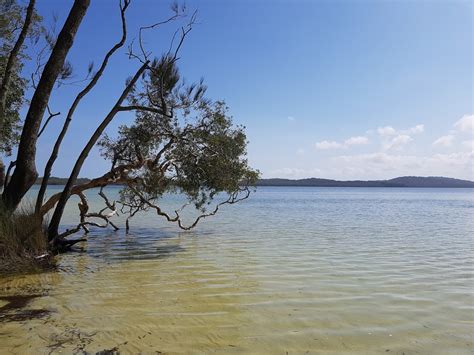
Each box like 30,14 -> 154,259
0,202 -> 53,273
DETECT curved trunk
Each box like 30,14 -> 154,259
47,62 -> 149,241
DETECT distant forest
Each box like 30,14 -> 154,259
256,176 -> 474,188
37,176 -> 474,188
257,176 -> 474,188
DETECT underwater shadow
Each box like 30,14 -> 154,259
65,227 -> 186,262
0,294 -> 50,322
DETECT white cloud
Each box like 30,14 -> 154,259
315,136 -> 369,150
315,140 -> 344,150
344,136 -> 369,146
377,126 -> 397,137
377,124 -> 424,137
269,118 -> 474,180
406,124 -> 424,134
429,152 -> 474,170
462,140 -> 474,151
336,152 -> 420,169
268,167 -> 321,179
454,114 -> 474,133
383,134 -> 413,151
316,124 -> 421,153
332,151 -> 473,180
269,168 -> 305,177
433,135 -> 455,147
287,116 -> 295,121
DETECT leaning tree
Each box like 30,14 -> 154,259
0,0 -> 258,250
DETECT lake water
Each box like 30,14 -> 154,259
0,186 -> 473,354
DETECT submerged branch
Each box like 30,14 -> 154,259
127,184 -> 251,231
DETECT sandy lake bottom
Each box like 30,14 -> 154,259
0,186 -> 472,354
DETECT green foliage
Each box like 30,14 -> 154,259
0,0 -> 41,155
100,56 -> 259,213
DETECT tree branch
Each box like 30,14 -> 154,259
48,63 -> 149,240
127,184 -> 251,231
37,106 -> 60,138
35,0 -> 131,214
117,105 -> 168,116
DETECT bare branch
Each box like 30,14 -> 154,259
57,189 -> 120,241
37,106 -> 60,138
36,0 -> 131,214
127,184 -> 251,231
98,186 -> 118,215
117,105 -> 169,116
138,11 -> 183,60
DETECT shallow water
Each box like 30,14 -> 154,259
0,186 -> 473,354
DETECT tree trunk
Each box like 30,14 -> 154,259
2,0 -> 90,210
48,62 -> 149,241
35,0 -> 129,214
0,160 -> 4,190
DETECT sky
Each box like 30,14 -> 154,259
12,0 -> 474,180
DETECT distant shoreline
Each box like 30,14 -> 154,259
256,176 -> 474,188
36,176 -> 474,188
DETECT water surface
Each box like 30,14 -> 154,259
0,186 -> 473,353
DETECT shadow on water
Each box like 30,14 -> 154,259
66,227 -> 187,262
0,294 -> 50,322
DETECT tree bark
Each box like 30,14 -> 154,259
48,62 -> 149,241
39,160 -> 143,216
2,0 -> 90,210
0,160 -> 4,189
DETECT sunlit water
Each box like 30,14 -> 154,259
0,186 -> 473,354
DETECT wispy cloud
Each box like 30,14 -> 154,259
430,114 -> 473,150
383,134 -> 413,151
315,140 -> 344,150
377,124 -> 424,137
315,136 -> 369,150
405,124 -> 425,134
277,117 -> 474,180
268,167 -> 321,178
375,124 -> 424,151
377,126 -> 397,137
454,114 -> 473,133
433,135 -> 454,147
332,151 -> 473,180
462,140 -> 474,151
287,116 -> 296,121
344,136 -> 369,146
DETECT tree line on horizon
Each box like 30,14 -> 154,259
32,175 -> 474,188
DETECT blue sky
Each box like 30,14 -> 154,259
14,0 -> 474,180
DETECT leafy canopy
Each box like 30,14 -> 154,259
99,55 -> 259,213
0,0 -> 42,155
